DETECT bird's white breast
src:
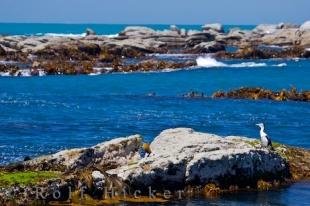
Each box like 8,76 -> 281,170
260,131 -> 268,146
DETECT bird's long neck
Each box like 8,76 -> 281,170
260,126 -> 265,135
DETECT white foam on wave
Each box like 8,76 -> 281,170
14,70 -> 31,77
44,33 -> 87,37
0,72 -> 11,77
38,70 -> 46,76
161,68 -> 182,72
0,69 -> 46,77
230,62 -> 267,68
36,33 -> 118,38
196,56 -> 227,67
274,63 -> 287,67
88,72 -> 101,76
196,56 -> 287,68
104,34 -> 119,38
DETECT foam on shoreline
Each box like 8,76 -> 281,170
196,56 -> 287,68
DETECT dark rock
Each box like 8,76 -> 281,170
302,48 -> 310,58
0,45 -> 6,55
78,43 -> 101,56
233,47 -> 269,59
186,32 -> 215,47
24,156 -> 31,161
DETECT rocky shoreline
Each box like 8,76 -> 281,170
1,21 -> 310,76
0,128 -> 309,205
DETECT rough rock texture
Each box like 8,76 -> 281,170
1,128 -> 310,205
21,135 -> 142,172
107,128 -> 288,190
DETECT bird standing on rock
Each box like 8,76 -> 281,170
256,123 -> 273,150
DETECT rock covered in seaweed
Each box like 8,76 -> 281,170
212,87 -> 310,101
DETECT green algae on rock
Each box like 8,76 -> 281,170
0,171 -> 60,187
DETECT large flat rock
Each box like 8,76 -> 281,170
107,128 -> 288,190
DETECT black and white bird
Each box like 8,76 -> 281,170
256,123 -> 273,149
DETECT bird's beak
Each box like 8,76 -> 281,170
255,124 -> 259,127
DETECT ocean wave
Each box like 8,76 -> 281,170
196,56 -> 287,68
44,33 -> 87,37
229,62 -> 267,68
0,69 -> 46,77
103,34 -> 119,38
196,56 -> 227,67
274,63 -> 287,67
35,33 -> 119,38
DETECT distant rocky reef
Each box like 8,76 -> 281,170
0,128 -> 309,205
180,87 -> 310,102
212,87 -> 310,101
1,21 -> 310,76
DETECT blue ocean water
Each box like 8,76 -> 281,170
0,23 -> 255,36
1,60 -> 310,205
0,24 -> 309,205
1,58 -> 309,161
